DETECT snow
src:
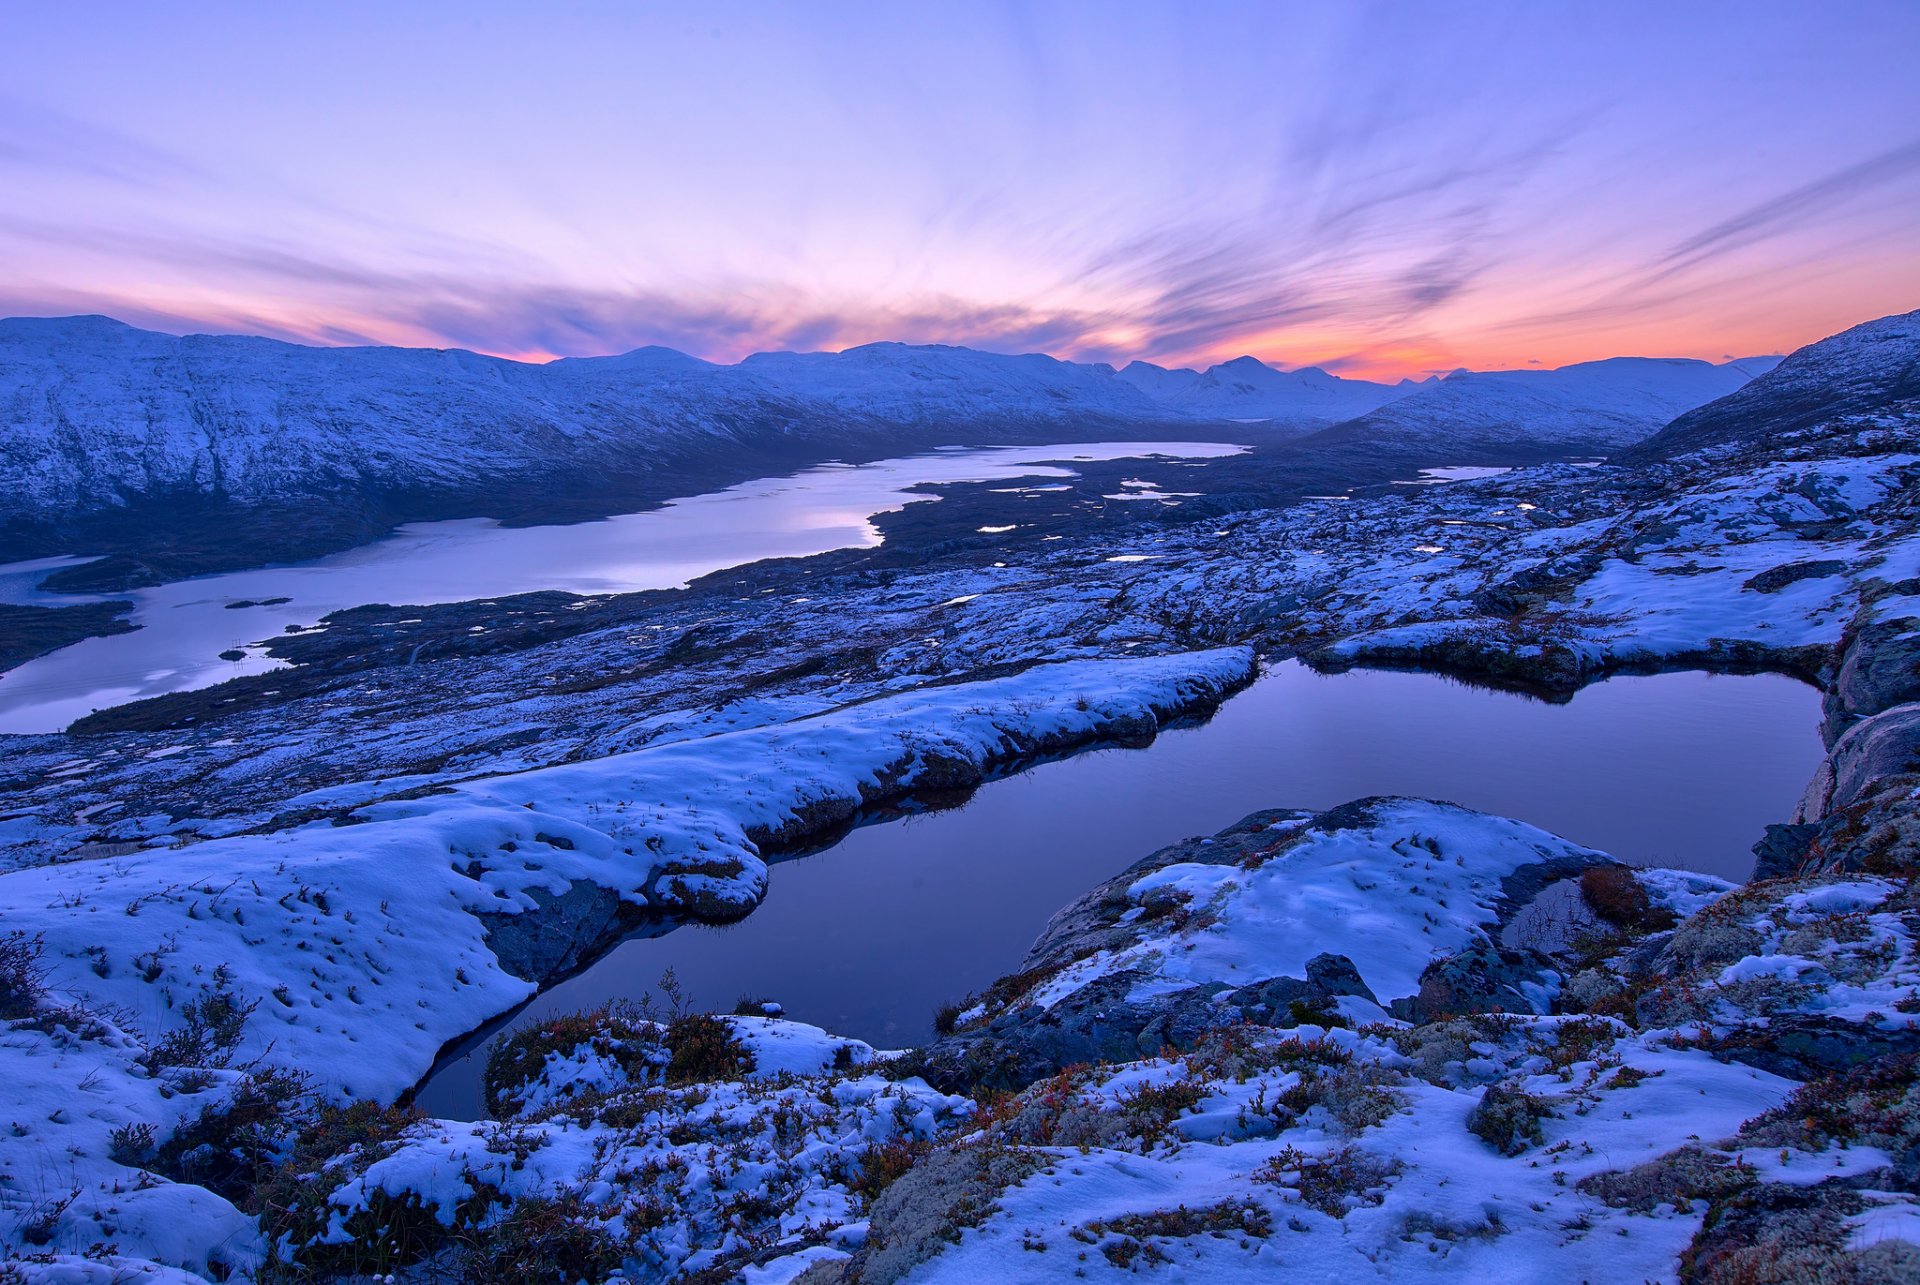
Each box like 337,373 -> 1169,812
1846,1195 -> 1920,1251
1325,355 -> 1777,451
1026,801 -> 1602,1015
1116,355 -> 1417,427
0,648 -> 1254,1102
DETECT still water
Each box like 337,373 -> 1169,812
415,659 -> 1822,1117
0,441 -> 1242,733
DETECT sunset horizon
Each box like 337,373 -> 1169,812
6,2 -> 1915,381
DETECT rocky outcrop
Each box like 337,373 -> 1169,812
915,798 -> 1605,1093
1778,605 -> 1920,876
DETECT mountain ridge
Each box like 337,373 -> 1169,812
1622,308 -> 1920,461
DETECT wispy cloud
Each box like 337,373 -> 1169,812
2,5 -> 1915,378
1655,138 -> 1920,277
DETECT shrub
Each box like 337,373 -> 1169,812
664,1013 -> 753,1085
932,1000 -> 965,1035
0,932 -> 46,1020
458,1190 -> 621,1282
145,985 -> 257,1071
482,1003 -> 660,1116
1120,1079 -> 1205,1125
153,1066 -> 315,1201
850,1137 -> 932,1202
1079,1198 -> 1274,1252
1254,1144 -> 1401,1217
1579,867 -> 1675,933
1276,1062 -> 1403,1134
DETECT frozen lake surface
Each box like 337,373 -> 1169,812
0,441 -> 1242,733
416,659 -> 1822,1117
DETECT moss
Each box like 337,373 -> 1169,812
856,1142 -> 1048,1285
1578,1144 -> 1755,1213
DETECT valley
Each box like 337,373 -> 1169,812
0,309 -> 1914,1281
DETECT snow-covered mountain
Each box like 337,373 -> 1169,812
1307,355 -> 1780,456
0,315 -> 1788,584
0,318 -> 1184,525
1117,355 -> 1419,427
1626,309 -> 1920,460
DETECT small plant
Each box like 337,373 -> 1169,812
109,1120 -> 157,1166
932,1000 -> 965,1035
0,932 -> 46,1020
664,1013 -> 753,1085
1579,867 -> 1676,933
18,1182 -> 80,1245
849,1137 -> 931,1202
1254,1145 -> 1400,1217
144,984 -> 258,1071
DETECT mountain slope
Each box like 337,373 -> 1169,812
1306,355 -> 1778,457
1118,354 -> 1416,427
0,318 -> 1187,523
1624,309 -> 1920,461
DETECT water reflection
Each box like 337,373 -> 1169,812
414,660 -> 1821,1116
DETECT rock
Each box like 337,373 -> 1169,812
480,879 -> 639,985
1826,610 -> 1920,739
1824,704 -> 1920,815
1467,1083 -> 1555,1156
1405,942 -> 1556,1023
1751,822 -> 1818,880
1742,559 -> 1850,594
835,1143 -> 1048,1285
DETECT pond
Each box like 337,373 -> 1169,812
413,658 -> 1823,1118
0,441 -> 1242,733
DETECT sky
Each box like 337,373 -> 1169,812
2,1 -> 1917,380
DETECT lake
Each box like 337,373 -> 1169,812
413,659 -> 1823,1118
0,441 -> 1242,733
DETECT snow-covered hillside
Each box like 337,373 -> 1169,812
1117,355 -> 1419,427
1629,308 -> 1920,460
0,318 -> 1179,524
0,318 -> 1788,528
1311,355 -> 1779,455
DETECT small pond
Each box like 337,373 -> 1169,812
414,659 -> 1823,1117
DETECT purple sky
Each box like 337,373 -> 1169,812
4,1 -> 1917,378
